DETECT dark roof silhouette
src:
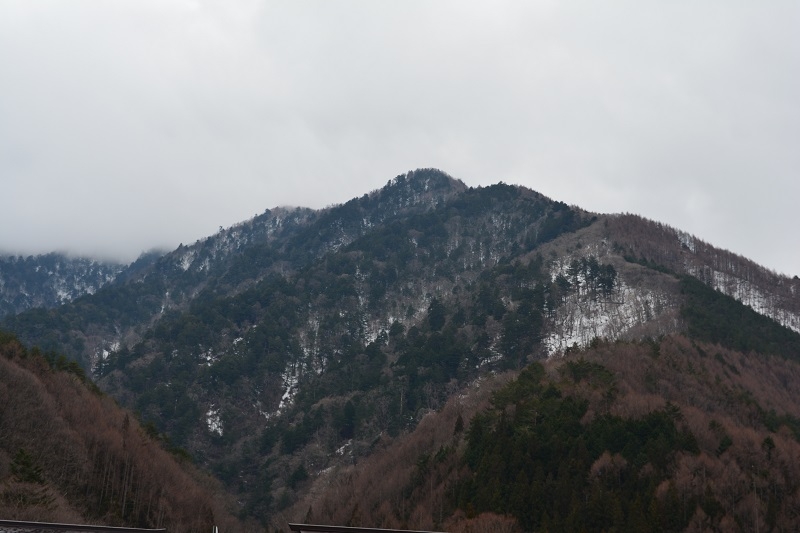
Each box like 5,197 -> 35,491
0,520 -> 165,533
288,524 -> 445,533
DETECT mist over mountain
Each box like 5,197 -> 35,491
2,168 -> 799,531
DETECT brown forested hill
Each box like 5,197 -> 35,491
289,335 -> 800,532
0,332 -> 241,533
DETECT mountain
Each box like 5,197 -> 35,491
2,168 -> 799,530
0,253 -> 126,319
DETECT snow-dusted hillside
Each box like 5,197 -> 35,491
0,253 -> 124,318
685,250 -> 800,334
543,280 -> 681,355
607,214 -> 800,335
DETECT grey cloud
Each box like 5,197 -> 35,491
0,1 -> 797,274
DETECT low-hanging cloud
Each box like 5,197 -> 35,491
1,1 -> 798,275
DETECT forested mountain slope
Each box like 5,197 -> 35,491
0,332 -> 241,532
1,170 -> 465,369
2,168 -> 799,528
607,214 -> 800,333
292,335 -> 800,532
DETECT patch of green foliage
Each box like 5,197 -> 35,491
458,362 -> 699,532
622,254 -> 675,274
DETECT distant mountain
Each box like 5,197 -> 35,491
0,253 -> 126,319
2,168 -> 799,529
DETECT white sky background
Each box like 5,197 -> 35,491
1,2 -> 798,275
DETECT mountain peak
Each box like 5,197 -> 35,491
388,167 -> 464,190
381,167 -> 465,195
366,168 -> 467,214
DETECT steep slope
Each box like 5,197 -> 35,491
0,253 -> 125,319
607,214 -> 800,332
0,331 -> 241,532
528,219 -> 682,354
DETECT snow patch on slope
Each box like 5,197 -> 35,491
206,407 -> 223,436
263,364 -> 300,421
179,250 -> 196,271
677,231 -> 696,253
544,281 -> 679,355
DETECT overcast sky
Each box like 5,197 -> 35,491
1,2 -> 798,275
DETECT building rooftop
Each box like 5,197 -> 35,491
287,524 -> 445,533
0,520 -> 165,533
